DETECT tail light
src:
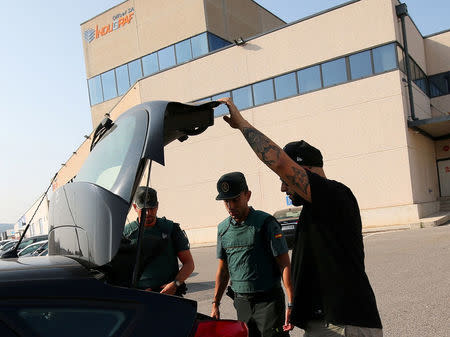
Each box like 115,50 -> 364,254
193,320 -> 248,337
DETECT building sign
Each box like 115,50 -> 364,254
84,7 -> 135,43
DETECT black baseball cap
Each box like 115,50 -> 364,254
283,140 -> 323,167
134,186 -> 158,208
216,172 -> 249,200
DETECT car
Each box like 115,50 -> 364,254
273,206 -> 303,249
0,240 -> 13,250
0,235 -> 48,259
17,240 -> 48,257
0,240 -> 18,257
31,241 -> 49,256
0,101 -> 248,337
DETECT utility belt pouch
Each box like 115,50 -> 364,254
226,285 -> 235,300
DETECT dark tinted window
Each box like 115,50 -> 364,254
429,71 -> 450,98
274,72 -> 298,99
101,70 -> 117,101
322,58 -> 347,87
88,76 -> 103,105
175,39 -> 192,64
128,59 -> 142,85
142,53 -> 159,77
253,79 -> 274,106
298,65 -> 322,93
373,43 -> 396,73
208,33 -> 231,51
19,307 -> 129,337
115,65 -> 129,96
349,50 -> 373,80
232,86 -> 253,110
158,45 -> 176,70
191,33 -> 209,58
212,92 -> 231,117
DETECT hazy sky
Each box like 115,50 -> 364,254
0,0 -> 448,223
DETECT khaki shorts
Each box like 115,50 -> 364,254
303,320 -> 383,337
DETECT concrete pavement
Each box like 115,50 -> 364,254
185,224 -> 450,337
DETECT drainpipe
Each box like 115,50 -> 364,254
396,3 -> 418,121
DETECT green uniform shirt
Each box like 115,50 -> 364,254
217,207 -> 288,293
123,217 -> 190,289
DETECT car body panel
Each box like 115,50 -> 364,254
49,101 -> 217,269
0,257 -> 198,337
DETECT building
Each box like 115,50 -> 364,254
53,0 -> 449,246
14,194 -> 50,239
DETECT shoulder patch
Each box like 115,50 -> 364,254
274,233 -> 283,239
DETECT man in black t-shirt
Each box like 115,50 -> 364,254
218,97 -> 382,337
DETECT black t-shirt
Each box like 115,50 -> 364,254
290,171 -> 382,329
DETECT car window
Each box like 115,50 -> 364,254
273,208 -> 302,219
18,243 -> 42,256
18,239 -> 34,250
18,308 -> 129,337
0,241 -> 17,251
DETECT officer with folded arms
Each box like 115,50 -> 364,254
211,172 -> 294,336
123,186 -> 194,296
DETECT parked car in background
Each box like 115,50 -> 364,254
0,235 -> 48,259
0,240 -> 18,257
31,241 -> 48,256
18,240 -> 48,257
0,240 -> 13,250
273,206 -> 303,249
0,101 -> 248,337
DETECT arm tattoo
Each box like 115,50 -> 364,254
242,127 -> 281,167
286,165 -> 310,196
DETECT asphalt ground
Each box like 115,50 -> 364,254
184,224 -> 450,337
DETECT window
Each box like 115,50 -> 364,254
128,59 -> 142,86
274,72 -> 298,99
373,43 -> 396,73
212,92 -> 230,117
232,86 -> 253,110
158,45 -> 176,70
349,50 -> 373,80
115,64 -> 130,96
298,65 -> 322,93
208,33 -> 231,51
412,62 -> 427,93
253,79 -> 275,106
39,218 -> 43,234
175,39 -> 192,64
191,33 -> 209,58
429,71 -> 450,98
88,76 -> 103,105
101,70 -> 117,101
142,53 -> 159,77
322,58 -> 347,87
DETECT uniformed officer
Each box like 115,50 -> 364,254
211,172 -> 294,337
123,186 -> 194,296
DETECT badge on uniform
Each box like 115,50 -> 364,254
221,182 -> 230,192
274,233 -> 283,239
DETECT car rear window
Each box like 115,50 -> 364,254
273,207 -> 302,219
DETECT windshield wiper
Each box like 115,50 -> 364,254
90,117 -> 114,151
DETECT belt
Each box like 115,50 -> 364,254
234,286 -> 281,302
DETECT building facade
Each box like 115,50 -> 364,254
52,0 -> 449,246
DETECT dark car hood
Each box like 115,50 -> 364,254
49,101 -> 218,267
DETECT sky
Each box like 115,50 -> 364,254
0,0 -> 448,224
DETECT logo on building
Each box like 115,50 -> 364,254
84,29 -> 95,43
83,7 -> 135,44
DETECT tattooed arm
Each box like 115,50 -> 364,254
219,97 -> 311,203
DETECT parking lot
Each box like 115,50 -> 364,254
185,224 -> 450,337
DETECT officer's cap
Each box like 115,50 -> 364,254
283,140 -> 323,167
134,186 -> 158,208
216,172 -> 248,200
